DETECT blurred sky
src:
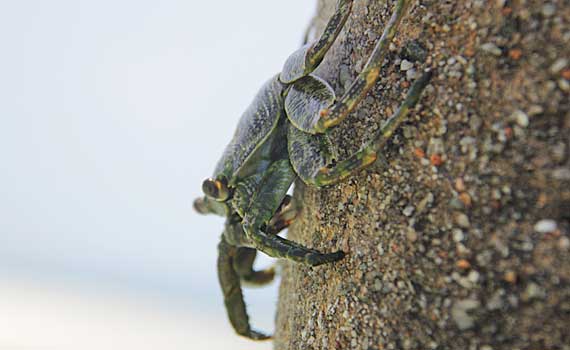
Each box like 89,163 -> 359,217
0,0 -> 314,348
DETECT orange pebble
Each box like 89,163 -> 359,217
459,192 -> 472,207
456,259 -> 471,269
430,154 -> 443,166
508,48 -> 522,60
455,178 -> 466,192
504,270 -> 517,284
414,147 -> 426,158
504,127 -> 513,139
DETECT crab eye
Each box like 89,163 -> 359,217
202,178 -> 229,201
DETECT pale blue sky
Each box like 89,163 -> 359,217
0,0 -> 314,348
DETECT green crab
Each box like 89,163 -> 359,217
193,0 -> 431,340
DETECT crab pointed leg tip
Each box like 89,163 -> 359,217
334,250 -> 346,261
249,330 -> 272,341
421,69 -> 434,83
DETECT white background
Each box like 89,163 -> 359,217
0,1 -> 314,348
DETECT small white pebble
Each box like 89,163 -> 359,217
511,109 -> 529,127
400,59 -> 414,71
406,68 -> 418,80
453,229 -> 465,242
467,270 -> 480,283
550,58 -> 568,74
455,213 -> 471,228
377,243 -> 385,255
528,105 -> 544,116
480,42 -> 502,56
403,205 -> 415,216
534,219 -> 557,233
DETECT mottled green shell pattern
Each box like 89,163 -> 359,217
232,172 -> 264,218
287,123 -> 336,185
213,75 -> 285,181
279,43 -> 312,84
284,74 -> 335,134
243,158 -> 296,230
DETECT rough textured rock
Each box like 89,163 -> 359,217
275,1 -> 570,349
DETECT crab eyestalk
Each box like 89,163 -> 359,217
193,197 -> 208,214
202,177 -> 230,201
193,196 -> 229,217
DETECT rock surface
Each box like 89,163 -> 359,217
275,1 -> 570,349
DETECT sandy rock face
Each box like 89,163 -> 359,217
275,1 -> 570,349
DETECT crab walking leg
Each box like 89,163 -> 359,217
245,226 -> 345,266
312,71 -> 432,186
315,0 -> 412,133
242,159 -> 345,266
234,248 -> 275,286
306,0 -> 353,69
266,195 -> 298,235
217,239 -> 271,340
280,0 -> 353,83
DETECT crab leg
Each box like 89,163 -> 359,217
311,71 -> 432,186
217,238 -> 271,340
242,159 -> 345,266
245,226 -> 345,266
306,0 -> 353,69
234,247 -> 275,286
265,194 -> 298,234
315,0 -> 412,133
280,0 -> 353,83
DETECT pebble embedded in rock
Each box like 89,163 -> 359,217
400,59 -> 413,71
511,110 -> 529,127
455,213 -> 471,228
451,298 -> 480,330
534,219 -> 557,233
403,205 -> 415,216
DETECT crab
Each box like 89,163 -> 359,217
193,0 -> 431,341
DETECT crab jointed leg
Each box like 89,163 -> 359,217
289,70 -> 432,187
217,239 -> 270,340
242,159 -> 345,266
315,0 -> 412,133
306,0 -> 353,70
280,0 -> 353,83
245,227 -> 345,266
234,247 -> 275,286
265,194 -> 298,234
314,71 -> 432,186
